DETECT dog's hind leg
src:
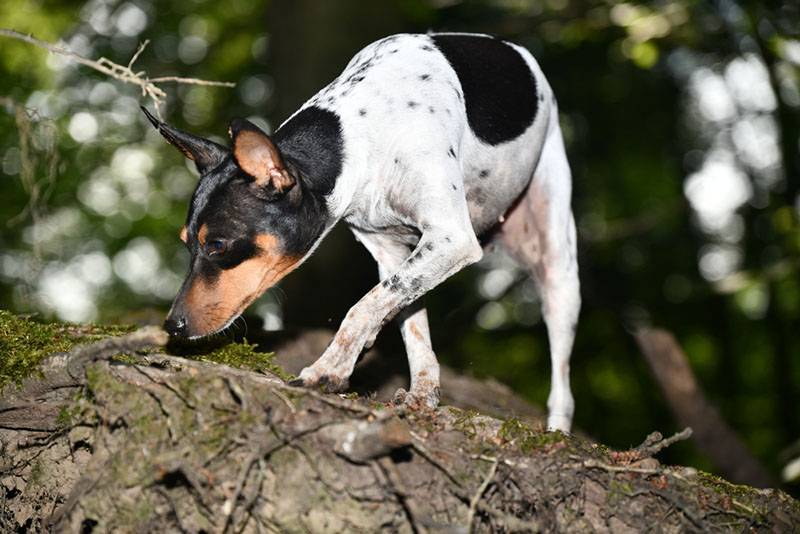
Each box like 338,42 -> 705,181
393,300 -> 440,408
498,120 -> 580,432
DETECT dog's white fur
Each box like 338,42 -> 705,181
288,33 -> 579,432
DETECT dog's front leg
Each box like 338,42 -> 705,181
293,216 -> 483,398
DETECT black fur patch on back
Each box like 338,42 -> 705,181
273,106 -> 344,195
431,34 -> 537,145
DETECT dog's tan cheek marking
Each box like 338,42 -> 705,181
184,234 -> 301,334
180,226 -> 188,243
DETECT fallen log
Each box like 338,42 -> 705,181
1,325 -> 798,532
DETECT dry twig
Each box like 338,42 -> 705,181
0,28 -> 235,118
466,456 -> 498,533
0,96 -> 59,248
635,428 -> 693,458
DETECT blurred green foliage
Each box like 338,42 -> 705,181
1,0 -> 799,489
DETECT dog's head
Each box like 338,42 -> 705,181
142,107 -> 317,338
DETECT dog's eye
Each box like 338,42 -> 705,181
206,239 -> 229,256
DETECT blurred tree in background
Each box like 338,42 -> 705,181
1,0 -> 798,491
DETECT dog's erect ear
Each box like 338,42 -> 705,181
141,106 -> 227,174
229,118 -> 295,193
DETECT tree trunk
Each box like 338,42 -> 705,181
1,328 -> 798,533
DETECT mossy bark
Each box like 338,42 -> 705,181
1,321 -> 798,532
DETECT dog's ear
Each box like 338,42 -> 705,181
229,118 -> 295,193
140,106 -> 227,174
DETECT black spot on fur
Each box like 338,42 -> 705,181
479,169 -> 490,178
343,59 -> 374,86
451,184 -> 457,191
428,106 -> 435,114
382,274 -> 403,292
407,101 -> 418,108
420,45 -> 433,51
432,34 -> 538,145
359,108 -> 367,116
394,158 -> 401,165
419,74 -> 431,81
424,242 -> 434,252
408,276 -> 422,292
448,147 -> 456,158
390,48 -> 398,54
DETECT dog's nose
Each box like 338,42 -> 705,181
163,315 -> 187,337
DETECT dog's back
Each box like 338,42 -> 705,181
279,33 -> 559,237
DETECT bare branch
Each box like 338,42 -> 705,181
466,456 -> 498,533
127,38 -> 149,70
0,28 -> 235,118
0,96 -> 59,253
634,427 -> 693,458
635,327 -> 775,488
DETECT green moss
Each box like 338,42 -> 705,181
170,338 -> 291,380
692,471 -> 800,525
0,310 -> 290,390
498,417 -> 530,442
0,310 -> 133,389
55,403 -> 83,427
607,479 -> 635,505
497,416 -> 568,454
453,409 -> 482,439
696,471 -> 768,504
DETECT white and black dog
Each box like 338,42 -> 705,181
143,32 -> 580,432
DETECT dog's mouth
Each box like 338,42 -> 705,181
178,286 -> 264,340
185,313 -> 241,341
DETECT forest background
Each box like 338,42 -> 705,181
1,0 -> 798,491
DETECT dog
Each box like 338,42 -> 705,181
143,33 -> 580,432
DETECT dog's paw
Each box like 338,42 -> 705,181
391,387 -> 408,406
546,414 -> 572,434
391,386 -> 440,411
290,369 -> 350,393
